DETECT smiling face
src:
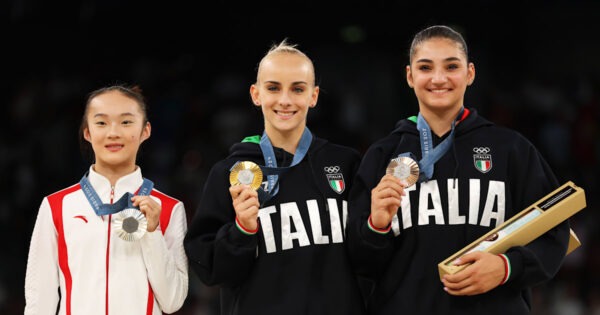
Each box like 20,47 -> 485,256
406,37 -> 475,115
250,52 -> 319,146
83,90 -> 150,175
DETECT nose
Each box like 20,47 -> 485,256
278,91 -> 293,107
431,69 -> 448,84
107,122 -> 121,138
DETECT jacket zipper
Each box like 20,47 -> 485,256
106,185 -> 115,315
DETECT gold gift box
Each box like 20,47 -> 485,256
438,181 -> 586,279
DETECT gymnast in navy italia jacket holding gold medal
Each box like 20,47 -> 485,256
346,25 -> 571,315
184,40 -> 366,315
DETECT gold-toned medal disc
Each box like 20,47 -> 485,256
386,156 -> 420,187
112,208 -> 147,241
229,161 -> 263,190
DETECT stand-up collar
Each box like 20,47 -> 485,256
87,165 -> 144,203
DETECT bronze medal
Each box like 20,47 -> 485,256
386,156 -> 420,187
230,161 -> 263,190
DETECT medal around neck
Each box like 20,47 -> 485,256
112,208 -> 148,241
386,156 -> 420,187
230,161 -> 263,190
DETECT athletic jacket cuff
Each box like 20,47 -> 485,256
504,251 -> 522,286
228,222 -> 258,248
360,216 -> 393,248
498,254 -> 511,284
235,217 -> 259,235
367,215 -> 391,234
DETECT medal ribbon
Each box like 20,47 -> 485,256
415,107 -> 465,182
80,174 -> 154,216
258,127 -> 312,202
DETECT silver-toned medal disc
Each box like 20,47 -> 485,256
237,169 -> 255,185
112,208 -> 147,241
386,156 -> 420,187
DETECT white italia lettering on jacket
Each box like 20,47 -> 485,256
392,179 -> 506,235
257,199 -> 347,253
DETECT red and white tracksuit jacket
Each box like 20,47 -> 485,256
25,166 -> 188,315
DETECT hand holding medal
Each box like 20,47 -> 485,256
229,161 -> 262,233
113,195 -> 161,241
80,175 -> 155,242
368,156 -> 420,230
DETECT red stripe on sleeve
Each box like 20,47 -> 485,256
48,184 -> 81,315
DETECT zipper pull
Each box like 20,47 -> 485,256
110,186 -> 115,204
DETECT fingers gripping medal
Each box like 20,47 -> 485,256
113,208 -> 148,241
230,161 -> 263,190
80,174 -> 153,242
386,156 -> 420,187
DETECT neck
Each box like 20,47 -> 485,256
92,163 -> 137,186
265,126 -> 305,154
419,106 -> 463,137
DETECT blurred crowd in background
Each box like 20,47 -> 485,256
4,1 -> 599,314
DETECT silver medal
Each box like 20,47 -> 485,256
112,208 -> 147,241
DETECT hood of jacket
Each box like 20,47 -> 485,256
390,107 -> 493,138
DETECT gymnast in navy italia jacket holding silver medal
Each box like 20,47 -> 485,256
184,40 -> 366,315
25,85 -> 188,315
346,25 -> 571,315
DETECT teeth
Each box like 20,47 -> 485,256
276,111 -> 294,117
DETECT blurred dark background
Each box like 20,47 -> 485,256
5,1 -> 599,314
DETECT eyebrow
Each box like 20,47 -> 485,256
93,112 -> 136,118
264,80 -> 309,85
415,57 -> 462,63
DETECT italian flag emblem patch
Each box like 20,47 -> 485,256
473,147 -> 493,173
324,166 -> 345,194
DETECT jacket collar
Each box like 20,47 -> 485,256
87,165 -> 144,203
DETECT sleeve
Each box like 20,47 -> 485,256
503,138 -> 570,289
346,145 -> 396,281
24,198 -> 60,315
184,162 -> 259,287
140,201 -> 189,314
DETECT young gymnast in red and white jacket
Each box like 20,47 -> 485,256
25,84 -> 188,315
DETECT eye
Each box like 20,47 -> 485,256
266,84 -> 280,92
122,120 -> 134,125
418,65 -> 431,71
447,63 -> 460,70
293,86 -> 305,94
94,120 -> 107,126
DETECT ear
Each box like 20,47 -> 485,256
83,127 -> 92,143
140,122 -> 151,143
250,84 -> 260,107
309,86 -> 319,108
406,65 -> 414,88
467,62 -> 476,86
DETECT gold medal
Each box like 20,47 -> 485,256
229,161 -> 263,190
386,156 -> 420,187
112,208 -> 147,241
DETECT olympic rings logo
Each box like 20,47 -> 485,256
324,166 -> 340,173
473,147 -> 490,154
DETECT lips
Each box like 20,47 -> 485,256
429,88 -> 451,93
275,110 -> 297,118
105,144 -> 124,152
